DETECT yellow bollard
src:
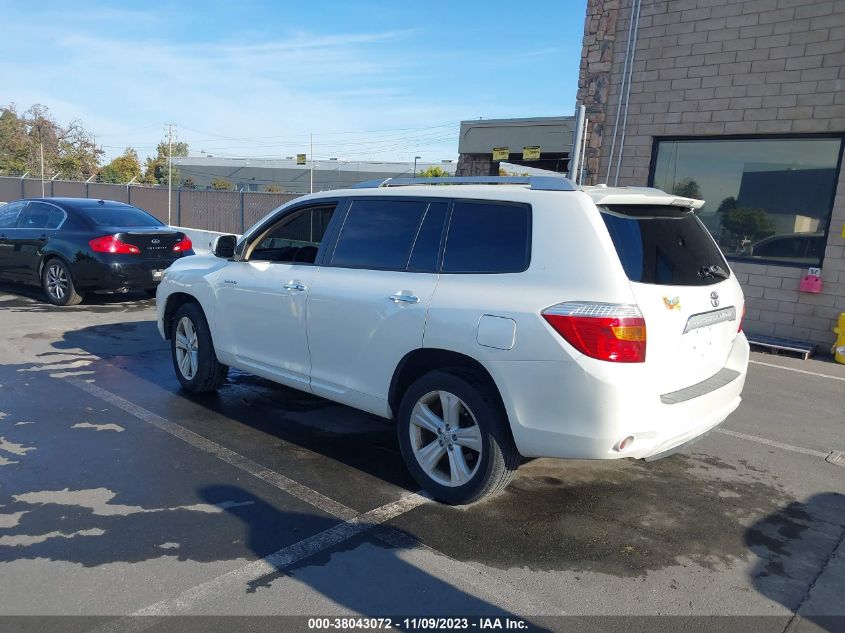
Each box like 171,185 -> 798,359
834,313 -> 845,365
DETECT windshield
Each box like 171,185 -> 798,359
83,205 -> 163,228
600,205 -> 729,286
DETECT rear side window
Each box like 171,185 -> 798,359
83,204 -> 163,227
407,202 -> 448,273
442,201 -> 531,273
0,201 -> 26,228
331,199 -> 428,270
19,202 -> 65,229
600,205 -> 729,286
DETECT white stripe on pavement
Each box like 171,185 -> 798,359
749,359 -> 845,382
63,376 -> 359,522
714,428 -> 830,459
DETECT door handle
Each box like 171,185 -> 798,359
388,292 -> 419,304
284,281 -> 306,292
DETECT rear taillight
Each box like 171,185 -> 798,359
738,305 -> 746,333
173,235 -> 193,253
89,235 -> 140,255
542,302 -> 647,363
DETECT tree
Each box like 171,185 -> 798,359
211,178 -> 234,191
142,139 -> 189,185
265,184 -> 284,192
720,206 -> 776,241
0,103 -> 101,178
98,148 -> 142,183
671,178 -> 702,199
182,177 -> 197,189
418,165 -> 450,178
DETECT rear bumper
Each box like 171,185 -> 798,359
484,332 -> 750,460
72,254 -> 186,292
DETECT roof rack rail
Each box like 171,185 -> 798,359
351,175 -> 576,191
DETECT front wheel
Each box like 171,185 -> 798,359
170,302 -> 228,393
42,259 -> 83,306
397,369 -> 519,505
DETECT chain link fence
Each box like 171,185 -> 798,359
0,176 -> 301,233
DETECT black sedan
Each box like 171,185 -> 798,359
0,198 -> 193,305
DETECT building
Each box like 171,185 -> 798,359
172,157 -> 457,194
455,2 -> 844,351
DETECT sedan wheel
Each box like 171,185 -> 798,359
410,390 -> 483,487
41,259 -> 83,306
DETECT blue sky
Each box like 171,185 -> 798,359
0,1 -> 587,163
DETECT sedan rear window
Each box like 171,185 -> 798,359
600,205 -> 729,286
83,205 -> 163,227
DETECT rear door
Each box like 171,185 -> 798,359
13,201 -> 66,283
600,204 -> 744,393
0,202 -> 27,281
306,197 -> 447,416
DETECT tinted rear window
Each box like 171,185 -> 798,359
600,205 -> 729,286
83,205 -> 163,227
443,201 -> 530,273
331,199 -> 428,270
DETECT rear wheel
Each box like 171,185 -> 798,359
170,302 -> 228,392
397,369 -> 519,505
42,259 -> 83,306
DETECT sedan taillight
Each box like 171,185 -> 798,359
89,235 -> 140,255
173,235 -> 193,253
542,302 -> 647,363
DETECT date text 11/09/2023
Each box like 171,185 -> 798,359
308,617 -> 529,630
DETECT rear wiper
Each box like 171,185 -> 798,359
698,264 -> 729,279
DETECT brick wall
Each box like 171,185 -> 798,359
578,0 -> 845,351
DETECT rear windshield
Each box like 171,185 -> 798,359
600,205 -> 729,286
82,205 -> 163,227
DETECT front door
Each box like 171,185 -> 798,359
307,198 -> 448,416
213,203 -> 338,390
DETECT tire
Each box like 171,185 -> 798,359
42,258 -> 83,306
170,302 -> 228,393
397,368 -> 519,505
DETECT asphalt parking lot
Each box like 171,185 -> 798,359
0,285 -> 843,632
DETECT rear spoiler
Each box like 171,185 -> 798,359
582,186 -> 705,210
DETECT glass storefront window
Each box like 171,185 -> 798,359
651,137 -> 843,266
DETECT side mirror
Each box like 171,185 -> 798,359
212,234 -> 238,259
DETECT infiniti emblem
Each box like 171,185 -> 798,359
150,238 -> 160,244
710,291 -> 720,307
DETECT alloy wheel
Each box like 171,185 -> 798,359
409,390 -> 483,487
45,264 -> 69,301
174,316 -> 199,380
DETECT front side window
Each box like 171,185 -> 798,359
442,201 -> 531,273
651,136 -> 843,267
19,202 -> 65,229
249,205 -> 335,263
330,199 -> 429,270
0,201 -> 26,229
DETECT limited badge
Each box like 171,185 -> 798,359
663,296 -> 681,311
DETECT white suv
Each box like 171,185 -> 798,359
156,176 -> 749,504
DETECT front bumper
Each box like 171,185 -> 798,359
485,332 -> 750,460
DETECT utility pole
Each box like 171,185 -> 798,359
310,133 -> 314,194
166,123 -> 175,225
40,141 -> 45,197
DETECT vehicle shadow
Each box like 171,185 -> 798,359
745,492 -> 845,632
0,282 -> 152,313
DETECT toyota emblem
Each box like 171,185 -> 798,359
710,291 -> 719,307
150,238 -> 160,244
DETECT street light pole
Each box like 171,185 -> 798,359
166,123 -> 174,225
